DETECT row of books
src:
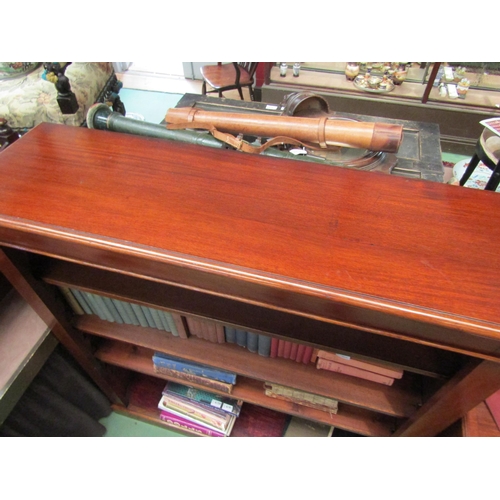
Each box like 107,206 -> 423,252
60,286 -> 404,387
158,380 -> 242,437
315,350 -> 404,386
59,287 -> 319,366
59,286 -> 186,337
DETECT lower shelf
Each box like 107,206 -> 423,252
95,339 -> 398,437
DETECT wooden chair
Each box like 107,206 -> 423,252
200,62 -> 258,100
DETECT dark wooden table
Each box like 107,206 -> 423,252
175,93 -> 445,183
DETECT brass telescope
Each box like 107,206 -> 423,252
165,107 -> 404,153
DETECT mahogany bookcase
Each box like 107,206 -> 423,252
1,122 -> 500,437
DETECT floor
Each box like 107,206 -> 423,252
99,62 -> 473,437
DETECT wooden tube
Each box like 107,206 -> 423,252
165,107 -> 404,153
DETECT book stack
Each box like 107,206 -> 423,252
315,350 -> 404,386
224,327 -> 272,357
269,338 -> 315,364
185,316 -> 225,344
152,351 -> 237,394
58,286 -> 186,337
158,381 -> 242,437
264,382 -> 339,415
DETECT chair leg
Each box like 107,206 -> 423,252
459,154 -> 480,186
202,81 -> 207,95
237,86 -> 244,100
485,162 -> 500,191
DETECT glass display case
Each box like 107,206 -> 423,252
265,62 -> 500,110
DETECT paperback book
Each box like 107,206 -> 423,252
162,381 -> 242,417
159,409 -> 227,437
158,393 -> 235,434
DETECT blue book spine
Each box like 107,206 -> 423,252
162,311 -> 179,336
129,303 -> 149,328
152,353 -> 237,384
236,329 -> 247,348
246,331 -> 258,353
224,327 -> 236,343
112,299 -> 134,325
141,306 -> 156,328
121,301 -> 140,326
102,296 -> 124,324
149,308 -> 165,331
81,291 -> 106,320
258,334 -> 272,357
70,288 -> 93,315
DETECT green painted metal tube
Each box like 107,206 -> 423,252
86,103 -> 327,164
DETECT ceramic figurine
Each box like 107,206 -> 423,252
345,62 -> 360,81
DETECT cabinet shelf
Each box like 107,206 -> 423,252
97,340 -> 397,437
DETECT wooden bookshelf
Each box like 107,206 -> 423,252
94,338 -> 398,437
2,123 -> 500,437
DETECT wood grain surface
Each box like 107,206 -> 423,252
1,123 -> 500,355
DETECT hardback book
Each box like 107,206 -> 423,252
158,393 -> 235,433
316,350 -> 404,379
163,381 -> 242,417
113,299 -> 135,325
186,317 -> 203,338
102,296 -> 124,324
289,342 -> 298,361
153,364 -> 234,394
69,288 -> 92,315
225,326 -> 237,343
246,331 -> 258,353
301,345 -> 314,365
59,287 -> 85,315
258,334 -> 271,357
236,329 -> 247,348
283,340 -> 292,359
120,300 -> 140,326
129,302 -> 148,327
277,339 -> 285,358
270,337 -> 279,358
152,352 -> 237,384
171,313 -> 188,339
283,416 -> 334,437
264,382 -> 339,413
215,323 -> 225,344
316,358 -> 395,386
140,305 -> 156,328
159,409 -> 226,437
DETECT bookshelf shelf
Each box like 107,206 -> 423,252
2,123 -> 500,436
77,314 -> 422,419
95,338 -> 397,437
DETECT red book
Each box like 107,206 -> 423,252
295,344 -> 305,363
485,389 -> 500,431
289,342 -> 299,361
317,350 -> 403,379
317,358 -> 395,386
277,339 -> 285,358
270,337 -> 279,358
283,341 -> 292,359
301,346 -> 313,364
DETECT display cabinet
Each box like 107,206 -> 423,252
260,63 -> 500,154
1,122 -> 500,437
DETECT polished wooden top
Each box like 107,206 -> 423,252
1,123 -> 500,354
